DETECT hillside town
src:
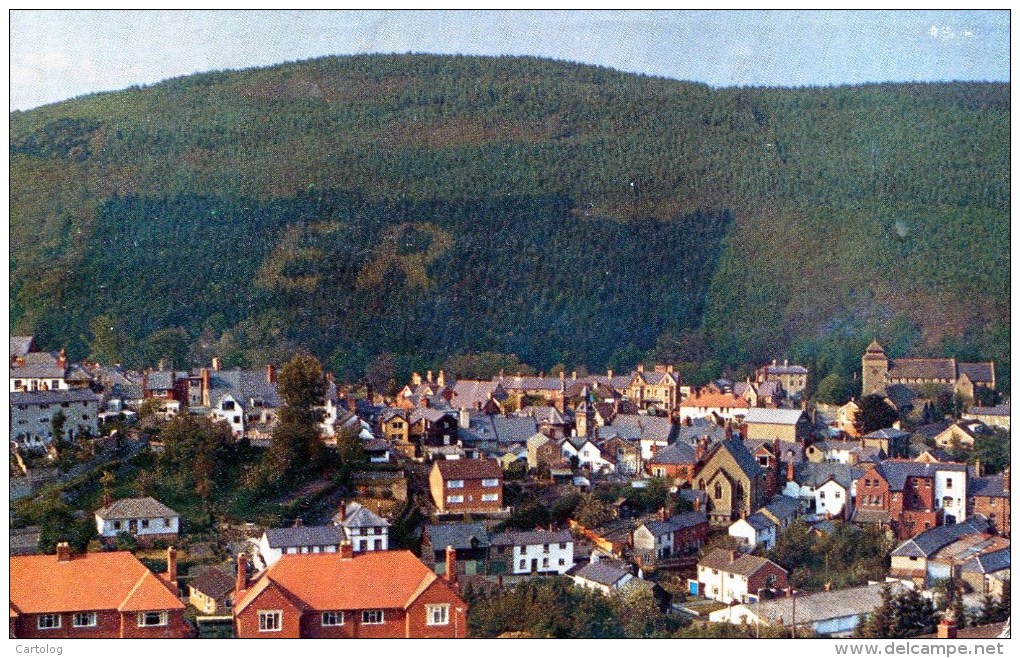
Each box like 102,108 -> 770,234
9,336 -> 1010,639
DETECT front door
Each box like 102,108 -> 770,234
531,558 -> 538,573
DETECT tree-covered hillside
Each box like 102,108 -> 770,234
9,54 -> 1010,388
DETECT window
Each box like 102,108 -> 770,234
164,517 -> 172,527
559,542 -> 567,549
222,400 -> 235,410
447,479 -> 464,489
73,612 -> 97,628
362,610 -> 384,625
233,416 -> 241,424
374,539 -> 382,550
946,478 -> 953,489
426,604 -> 449,626
714,482 -> 722,500
542,544 -> 550,553
481,493 -> 499,502
559,558 -> 566,566
359,540 -> 368,551
835,491 -> 841,498
520,559 -> 527,569
482,478 -> 500,487
446,495 -> 464,504
37,614 -> 61,630
141,519 -> 149,529
819,491 -> 826,499
321,611 -> 344,626
542,557 -> 549,568
258,610 -> 281,632
138,611 -> 168,627
113,521 -> 122,530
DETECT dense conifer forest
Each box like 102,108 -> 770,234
9,54 -> 1010,388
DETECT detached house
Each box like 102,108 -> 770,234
696,549 -> 789,604
95,497 -> 179,546
233,546 -> 469,638
10,543 -> 190,638
429,458 -> 503,513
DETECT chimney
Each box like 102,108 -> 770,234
211,356 -> 221,372
338,501 -> 347,522
166,546 -> 178,585
266,363 -> 276,384
1003,466 -> 1010,493
459,407 -> 470,429
607,369 -> 613,380
637,364 -> 644,373
729,550 -> 739,563
437,370 -> 445,387
201,367 -> 210,407
56,542 -> 71,562
975,459 -> 983,477
427,370 -> 433,384
347,397 -> 356,412
787,459 -> 795,482
57,348 -> 67,369
772,359 -> 777,367
658,507 -> 667,522
444,545 -> 458,589
692,496 -> 701,511
823,582 -> 832,592
422,396 -> 430,408
499,369 -> 504,379
740,424 -> 748,440
937,618 -> 957,639
158,358 -> 165,371
571,371 -> 577,380
725,425 -> 733,439
293,517 -> 303,528
235,553 -> 248,601
142,370 -> 150,396
684,416 -> 692,427
412,372 -> 422,386
340,540 -> 353,560
560,371 -> 565,383
784,359 -> 788,367
667,364 -> 674,374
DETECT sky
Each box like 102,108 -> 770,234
8,8 -> 1011,111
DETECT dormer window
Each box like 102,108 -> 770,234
222,400 -> 235,411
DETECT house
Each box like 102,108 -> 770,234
622,364 -> 681,412
709,581 -> 911,637
333,501 -> 390,552
526,432 -> 552,469
410,406 -> 459,450
961,404 -> 1009,431
95,497 -> 179,546
852,460 -> 969,540
783,462 -> 861,519
743,408 -> 811,443
429,458 -> 503,513
379,409 -> 412,455
9,345 -> 82,393
233,545 -> 469,638
805,439 -> 883,465
693,438 -> 769,526
569,560 -> 636,595
362,438 -> 393,463
968,468 -> 1009,535
600,436 -> 642,475
933,420 -> 989,450
421,523 -> 490,576
759,495 -> 803,531
10,388 -> 103,448
448,378 -> 508,414
516,405 -> 570,438
861,341 -> 995,401
756,359 -> 810,400
862,427 -> 912,459
728,513 -> 778,550
10,543 -> 190,638
255,523 -> 344,570
600,413 -> 677,460
678,391 -> 750,423
633,510 -> 709,560
188,564 -> 235,615
959,547 -> 1010,597
645,439 -> 697,484
888,515 -> 994,586
488,530 -> 574,575
696,549 -> 789,604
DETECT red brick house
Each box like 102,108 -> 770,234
429,458 -> 503,513
233,544 -> 468,638
969,467 -> 1010,535
10,543 -> 190,638
852,461 -> 942,540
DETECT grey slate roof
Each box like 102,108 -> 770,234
265,525 -> 344,549
572,560 -> 631,587
643,511 -> 708,537
957,362 -> 995,384
761,496 -> 801,521
970,474 -> 1008,498
717,438 -> 764,480
877,461 -> 967,491
205,368 -> 282,410
335,502 -> 389,529
765,364 -> 809,375
891,516 -> 990,558
490,530 -> 572,546
744,408 -> 806,426
965,404 -> 1010,417
410,407 -> 456,424
792,462 -> 861,489
744,512 -> 776,531
424,523 -> 489,550
10,389 -> 103,405
10,351 -> 66,379
491,415 -> 539,444
189,565 -> 236,599
960,548 -> 1010,575
10,336 -> 36,357
96,497 -> 179,520
648,441 -> 696,465
606,414 -> 676,442
700,548 -> 784,576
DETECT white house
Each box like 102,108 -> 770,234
783,462 -> 861,519
95,497 -> 179,542
696,549 -> 789,604
490,530 -> 574,575
255,523 -> 344,570
933,464 -> 969,524
333,501 -> 390,552
10,388 -> 103,447
728,513 -> 778,550
570,559 -> 635,595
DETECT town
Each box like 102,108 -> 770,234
8,335 -> 1010,639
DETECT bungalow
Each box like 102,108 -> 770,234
569,560 -> 635,595
255,523 -> 344,570
95,497 -> 179,546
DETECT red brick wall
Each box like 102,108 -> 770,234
404,578 -> 468,638
747,563 -> 788,594
972,496 -> 1010,535
898,510 -> 941,541
235,583 -> 304,638
442,478 -> 502,512
857,467 -> 891,513
674,522 -> 709,552
13,610 -> 190,639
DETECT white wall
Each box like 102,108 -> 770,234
934,469 -> 967,523
510,542 -> 574,574
97,515 -> 179,538
816,480 -> 851,518
11,399 -> 99,446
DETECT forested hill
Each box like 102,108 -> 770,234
9,54 -> 1010,388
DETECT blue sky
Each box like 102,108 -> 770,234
9,9 -> 1010,111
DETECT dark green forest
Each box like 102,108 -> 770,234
9,54 -> 1010,388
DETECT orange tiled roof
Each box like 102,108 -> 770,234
681,392 -> 750,409
10,551 -> 183,614
236,550 -> 459,614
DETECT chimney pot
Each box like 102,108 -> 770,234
607,369 -> 613,380
340,541 -> 354,560
266,363 -> 276,383
730,550 -> 739,563
445,545 -> 459,590
437,370 -> 445,387
167,546 -> 178,585
56,542 -> 71,562
211,356 -> 221,372
427,370 -> 433,384
293,517 -> 303,528
235,553 -> 248,601
412,372 -> 422,386
338,501 -> 347,522
658,507 -> 667,522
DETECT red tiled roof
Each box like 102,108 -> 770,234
435,458 -> 502,480
10,552 -> 183,614
236,551 -> 460,613
681,392 -> 750,409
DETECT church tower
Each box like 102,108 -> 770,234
861,340 -> 889,397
